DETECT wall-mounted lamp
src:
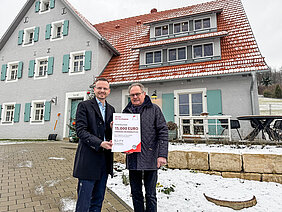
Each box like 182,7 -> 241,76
50,96 -> 58,105
151,90 -> 157,100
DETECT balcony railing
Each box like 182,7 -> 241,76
179,115 -> 232,141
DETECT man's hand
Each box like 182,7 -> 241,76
110,121 -> 113,129
100,140 -> 113,150
157,157 -> 167,168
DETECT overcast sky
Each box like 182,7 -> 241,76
0,0 -> 281,69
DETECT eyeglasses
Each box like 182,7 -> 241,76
129,92 -> 143,98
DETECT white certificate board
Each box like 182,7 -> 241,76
112,113 -> 141,152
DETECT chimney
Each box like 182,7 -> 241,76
150,8 -> 157,13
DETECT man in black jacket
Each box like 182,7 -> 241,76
73,78 -> 115,212
123,83 -> 168,212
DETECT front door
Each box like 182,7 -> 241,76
69,99 -> 83,136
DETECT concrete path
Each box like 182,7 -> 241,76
0,141 -> 133,212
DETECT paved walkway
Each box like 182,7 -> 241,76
0,141 -> 133,212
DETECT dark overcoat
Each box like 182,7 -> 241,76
123,96 -> 168,170
73,98 -> 115,180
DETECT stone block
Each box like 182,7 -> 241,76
188,151 -> 209,170
243,154 -> 282,174
199,170 -> 222,176
240,173 -> 261,182
222,172 -> 241,179
113,152 -> 126,164
262,174 -> 282,184
168,151 -> 188,169
210,153 -> 242,172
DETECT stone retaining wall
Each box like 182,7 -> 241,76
114,151 -> 282,184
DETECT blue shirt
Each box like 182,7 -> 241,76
95,97 -> 106,122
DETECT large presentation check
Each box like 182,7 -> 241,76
112,113 -> 141,153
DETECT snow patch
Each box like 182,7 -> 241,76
48,157 -> 66,160
60,198 -> 76,212
17,161 -> 32,168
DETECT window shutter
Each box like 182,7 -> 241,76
35,1 -> 40,13
28,60 -> 35,77
0,105 -> 2,121
162,93 -> 175,122
34,27 -> 40,42
1,64 -> 7,81
14,104 -> 21,123
18,61 -> 23,79
18,30 -> 24,45
45,24 -> 51,40
62,54 -> 70,73
44,101 -> 51,121
84,51 -> 92,71
47,57 -> 54,75
50,0 -> 55,9
207,90 -> 223,135
63,20 -> 69,36
24,103 -> 31,122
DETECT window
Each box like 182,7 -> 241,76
41,0 -> 50,12
51,21 -> 63,40
193,43 -> 213,58
194,18 -> 211,30
23,28 -> 35,45
35,58 -> 48,78
32,102 -> 44,122
145,51 -> 162,64
70,52 -> 84,74
155,25 -> 168,37
174,22 -> 189,34
168,47 -> 187,61
7,64 -> 18,81
3,105 -> 15,123
179,93 -> 203,116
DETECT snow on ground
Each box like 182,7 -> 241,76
60,198 -> 76,212
108,163 -> 282,212
169,143 -> 282,155
48,157 -> 66,160
17,161 -> 32,168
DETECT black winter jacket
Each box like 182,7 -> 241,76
123,95 -> 168,170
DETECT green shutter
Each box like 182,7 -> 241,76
0,105 -> 2,121
28,60 -> 35,77
45,24 -> 51,39
35,1 -> 40,12
18,62 -> 23,79
1,64 -> 7,81
14,104 -> 21,123
84,51 -> 92,71
18,30 -> 24,45
34,27 -> 39,42
44,101 -> 51,121
207,90 -> 223,135
162,93 -> 174,122
24,103 -> 31,122
50,0 -> 55,9
62,54 -> 70,73
63,20 -> 69,36
47,57 -> 54,75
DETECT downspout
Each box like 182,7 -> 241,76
250,72 -> 256,115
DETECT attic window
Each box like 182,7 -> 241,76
193,43 -> 213,58
40,0 -> 51,13
174,22 -> 189,34
194,18 -> 211,31
155,25 -> 168,37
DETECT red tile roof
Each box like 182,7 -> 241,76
94,0 -> 268,84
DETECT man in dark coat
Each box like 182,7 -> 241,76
123,83 -> 168,212
73,78 -> 115,212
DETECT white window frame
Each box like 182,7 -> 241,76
1,102 -> 16,125
145,50 -> 162,64
194,17 -> 211,31
39,0 -> 51,14
34,57 -> 49,79
50,20 -> 64,41
69,50 -> 85,75
23,27 -> 35,46
154,25 -> 169,37
6,61 -> 19,83
167,46 -> 187,62
30,100 -> 46,124
173,21 -> 189,34
192,42 -> 214,59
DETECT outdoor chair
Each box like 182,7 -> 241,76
220,119 -> 242,140
273,120 -> 282,141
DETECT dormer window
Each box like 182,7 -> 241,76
194,18 -> 211,30
174,22 -> 189,34
155,25 -> 168,37
168,47 -> 187,61
145,51 -> 162,64
193,43 -> 213,58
